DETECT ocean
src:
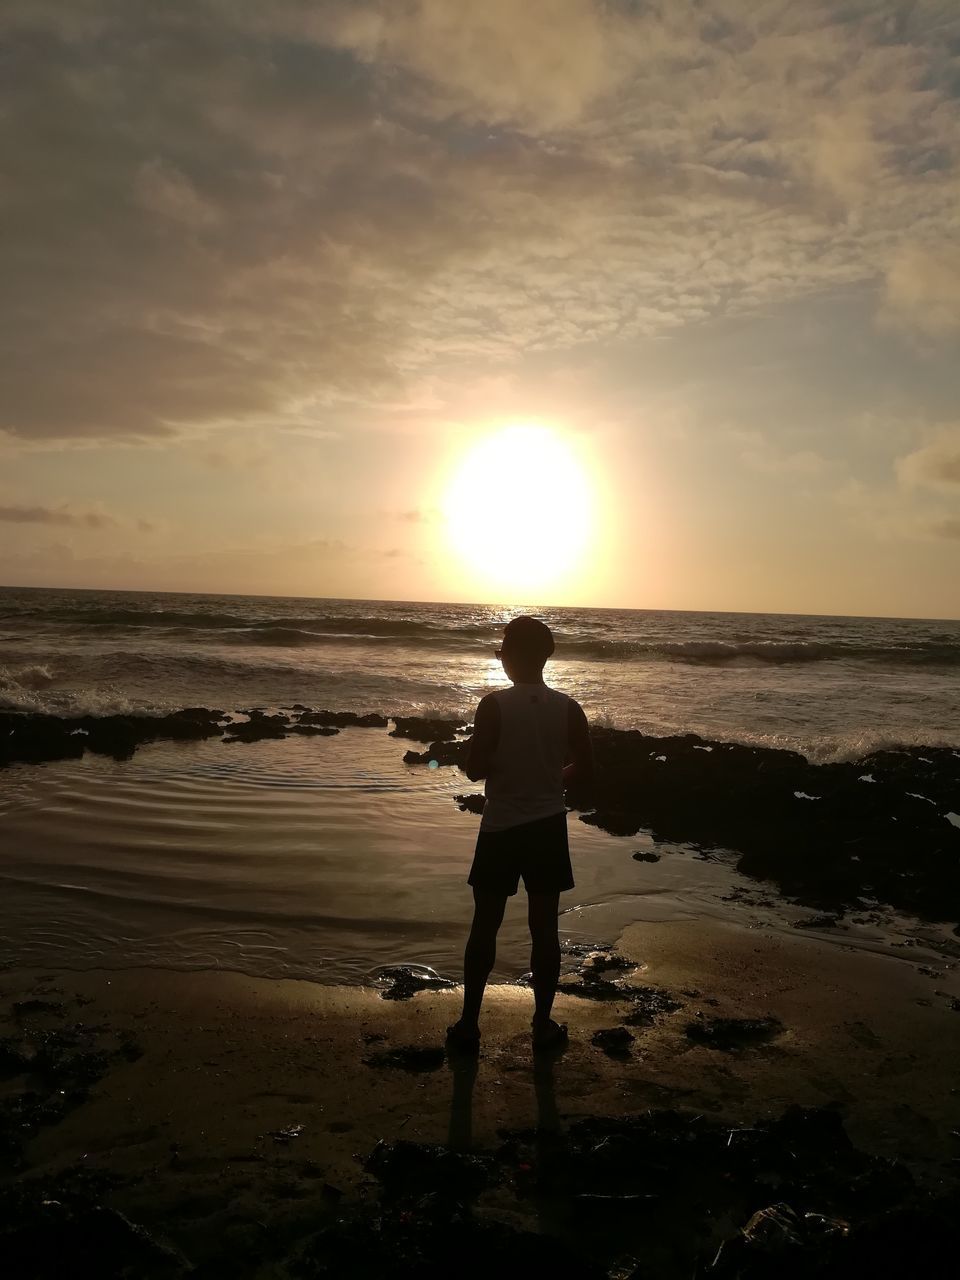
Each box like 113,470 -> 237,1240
3,586 -> 959,759
1,586 -> 958,984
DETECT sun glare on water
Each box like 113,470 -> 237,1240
442,423 -> 594,600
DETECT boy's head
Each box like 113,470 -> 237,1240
498,615 -> 554,679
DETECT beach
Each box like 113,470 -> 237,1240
3,919 -> 959,1276
3,590 -> 960,1275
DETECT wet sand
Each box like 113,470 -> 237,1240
3,918 -> 959,1275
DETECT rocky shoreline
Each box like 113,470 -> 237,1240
405,721 -> 960,924
3,707 -> 959,927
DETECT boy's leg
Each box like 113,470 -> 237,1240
527,890 -> 562,1031
455,887 -> 508,1034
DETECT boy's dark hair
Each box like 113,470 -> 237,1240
502,615 -> 554,666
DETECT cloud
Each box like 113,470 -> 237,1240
1,2 -> 958,442
732,430 -> 832,477
0,532 -> 416,594
322,0 -> 618,131
882,244 -> 960,338
393,507 -> 439,523
0,503 -> 127,530
897,425 -> 960,491
830,477 -> 933,543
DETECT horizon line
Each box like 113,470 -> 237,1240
1,581 -> 957,627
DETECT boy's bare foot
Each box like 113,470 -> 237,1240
446,1020 -> 481,1053
531,1016 -> 568,1051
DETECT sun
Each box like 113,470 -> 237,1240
441,423 -> 593,599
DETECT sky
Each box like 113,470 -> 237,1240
1,0 -> 959,617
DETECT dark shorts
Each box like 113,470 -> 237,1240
468,811 -> 574,898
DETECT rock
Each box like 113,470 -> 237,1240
591,1027 -> 635,1057
402,738 -> 468,768
0,707 -> 389,769
632,851 -> 660,863
364,1138 -> 493,1202
622,987 -> 684,1026
792,914 -> 841,930
553,949 -> 684,1028
222,714 -> 290,743
13,999 -> 64,1018
267,1124 -> 305,1143
454,793 -> 486,815
289,1212 -> 594,1278
684,1014 -> 784,1051
370,966 -> 457,1001
390,716 -> 465,742
563,728 -> 960,920
0,708 -> 226,767
297,710 -> 387,728
0,1188 -> 190,1278
0,1037 -> 30,1077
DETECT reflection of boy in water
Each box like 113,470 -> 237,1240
447,616 -> 593,1052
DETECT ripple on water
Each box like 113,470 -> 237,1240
5,729 -> 956,985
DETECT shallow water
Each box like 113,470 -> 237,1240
1,727 -> 954,983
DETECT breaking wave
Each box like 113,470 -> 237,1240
5,599 -> 960,666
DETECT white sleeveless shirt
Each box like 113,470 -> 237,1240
480,682 -> 571,832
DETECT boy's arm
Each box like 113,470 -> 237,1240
562,700 -> 593,787
464,694 -> 500,782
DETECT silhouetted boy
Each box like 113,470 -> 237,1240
447,616 -> 593,1052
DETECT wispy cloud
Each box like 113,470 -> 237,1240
731,430 -> 833,477
882,244 -> 960,339
897,425 -> 960,491
0,503 -> 150,531
392,507 -> 439,524
0,532 -> 418,595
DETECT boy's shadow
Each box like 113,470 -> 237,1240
446,1049 -> 480,1150
446,1040 -> 567,1151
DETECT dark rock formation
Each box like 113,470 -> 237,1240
222,712 -> 289,743
622,987 -> 685,1026
402,738 -> 468,768
684,1014 -> 785,1051
454,793 -> 486,815
561,729 -> 960,921
363,1046 -> 446,1073
370,966 -> 458,1001
413,719 -> 960,922
0,1190 -> 190,1280
551,946 -> 685,1029
0,707 -> 226,766
0,1016 -> 143,1171
0,707 -> 387,768
390,716 -> 466,742
591,1026 -> 635,1057
297,710 -> 388,728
